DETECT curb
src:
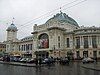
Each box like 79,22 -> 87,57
0,61 -> 43,67
81,65 -> 100,71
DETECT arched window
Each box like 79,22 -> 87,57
38,33 -> 49,49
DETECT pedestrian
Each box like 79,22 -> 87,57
35,58 -> 38,66
67,56 -> 70,62
7,56 -> 10,62
39,58 -> 42,66
94,57 -> 97,64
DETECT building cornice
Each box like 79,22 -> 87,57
31,31 -> 38,34
47,27 -> 66,31
74,32 -> 100,35
74,27 -> 100,32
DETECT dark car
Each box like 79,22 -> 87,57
14,57 -> 22,62
3,56 -> 10,62
42,58 -> 55,64
10,56 -> 22,62
42,58 -> 49,64
59,57 -> 69,65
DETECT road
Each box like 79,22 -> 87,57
0,62 -> 100,75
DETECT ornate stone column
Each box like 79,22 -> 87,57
80,36 -> 83,49
97,36 -> 100,48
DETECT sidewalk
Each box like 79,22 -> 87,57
0,61 -> 43,67
81,62 -> 100,71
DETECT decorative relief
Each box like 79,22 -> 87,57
33,34 -> 37,41
49,30 -> 54,38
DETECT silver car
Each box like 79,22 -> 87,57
82,57 -> 94,64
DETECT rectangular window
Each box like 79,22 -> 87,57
30,44 -> 32,50
99,51 -> 100,55
58,36 -> 60,41
24,45 -> 25,51
76,37 -> 80,49
84,36 -> 89,48
26,44 -> 28,51
27,44 -> 29,50
92,36 -> 97,48
58,43 -> 60,48
22,45 -> 23,51
67,38 -> 70,47
19,45 -> 20,51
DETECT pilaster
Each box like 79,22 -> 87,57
89,36 -> 92,48
80,36 -> 83,49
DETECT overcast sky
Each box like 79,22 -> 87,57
0,0 -> 100,42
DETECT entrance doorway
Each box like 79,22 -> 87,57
83,51 -> 88,58
93,51 -> 97,59
76,51 -> 80,59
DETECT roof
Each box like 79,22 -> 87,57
6,23 -> 18,31
46,11 -> 79,27
21,35 -> 33,41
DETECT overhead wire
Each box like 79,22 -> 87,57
18,0 -> 84,28
18,0 -> 87,31
16,0 -> 87,38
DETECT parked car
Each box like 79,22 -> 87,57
14,57 -> 22,62
27,58 -> 35,63
59,57 -> 69,65
82,57 -> 94,64
0,57 -> 3,61
42,58 -> 55,64
3,56 -> 10,62
20,58 -> 27,63
10,56 -> 22,62
42,58 -> 48,64
20,58 -> 34,63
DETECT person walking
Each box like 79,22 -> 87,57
39,57 -> 42,66
35,58 -> 38,66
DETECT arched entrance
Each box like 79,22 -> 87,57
67,51 -> 74,60
35,33 -> 49,58
38,33 -> 49,49
83,51 -> 88,58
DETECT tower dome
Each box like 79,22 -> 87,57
6,23 -> 18,31
46,12 -> 79,27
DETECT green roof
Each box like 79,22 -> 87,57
46,12 -> 79,27
6,23 -> 18,31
